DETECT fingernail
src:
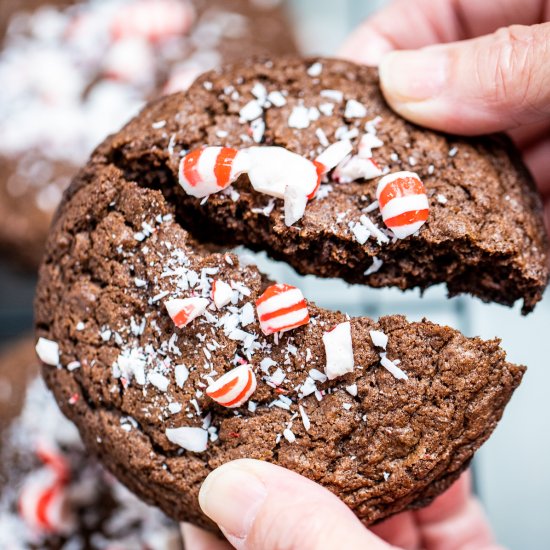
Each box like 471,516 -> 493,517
379,47 -> 450,103
199,462 -> 267,539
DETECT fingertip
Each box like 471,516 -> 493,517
416,471 -> 472,524
339,24 -> 395,66
181,522 -> 232,550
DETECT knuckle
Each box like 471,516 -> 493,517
479,24 -> 549,117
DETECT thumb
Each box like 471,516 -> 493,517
378,23 -> 550,135
198,459 -> 389,550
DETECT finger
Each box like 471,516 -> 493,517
522,137 -> 550,195
378,23 -> 550,134
415,472 -> 503,550
369,512 -> 421,549
181,522 -> 233,550
198,459 -> 390,550
339,0 -> 547,65
509,119 -> 550,149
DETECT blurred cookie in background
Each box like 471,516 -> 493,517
0,0 -> 297,269
0,339 -> 183,549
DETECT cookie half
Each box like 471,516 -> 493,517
36,158 -> 525,528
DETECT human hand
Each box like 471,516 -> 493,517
340,0 -> 550,233
181,459 -> 502,550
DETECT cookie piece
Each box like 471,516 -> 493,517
0,0 -> 297,269
98,56 -> 549,313
36,155 -> 524,529
0,339 -> 182,549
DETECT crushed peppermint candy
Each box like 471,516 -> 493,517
307,62 -> 323,77
380,353 -> 408,380
288,105 -> 311,129
35,338 -> 60,367
365,256 -> 383,276
344,99 -> 367,119
369,330 -> 388,349
165,297 -> 209,328
212,280 -> 233,309
175,364 -> 189,387
299,404 -> 311,431
165,426 -> 208,452
323,322 -> 354,380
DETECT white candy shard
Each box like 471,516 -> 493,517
247,146 -> 317,199
36,338 -> 60,366
315,140 -> 353,172
323,322 -> 354,380
369,330 -> 388,349
175,364 -> 189,387
380,353 -> 408,380
288,105 -> 310,129
165,297 -> 209,328
212,280 -> 233,309
334,156 -> 382,183
148,371 -> 170,391
344,99 -> 367,118
206,364 -> 257,408
166,426 -> 208,452
358,133 -> 384,158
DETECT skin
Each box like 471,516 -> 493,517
183,1 -> 549,547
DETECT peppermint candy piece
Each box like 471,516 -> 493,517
36,440 -> 70,482
376,171 -> 429,239
323,321 -> 354,380
166,426 -> 208,452
315,140 -> 353,173
212,280 -> 233,309
206,364 -> 257,408
255,284 -> 310,336
178,147 -> 250,198
111,0 -> 195,43
246,147 -> 319,225
18,469 -> 74,535
165,297 -> 209,328
35,338 -> 59,366
334,156 -> 382,183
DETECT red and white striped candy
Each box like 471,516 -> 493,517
206,364 -> 257,408
255,284 -> 309,336
212,280 -> 233,309
36,440 -> 70,482
18,469 -> 73,534
179,147 -> 250,198
311,140 -> 353,197
111,0 -> 195,43
376,171 -> 429,239
165,297 -> 209,328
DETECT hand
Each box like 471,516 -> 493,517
181,459 -> 502,550
339,0 -> 550,233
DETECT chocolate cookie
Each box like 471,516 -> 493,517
0,0 -> 297,269
35,58 -> 528,529
0,339 -> 182,549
